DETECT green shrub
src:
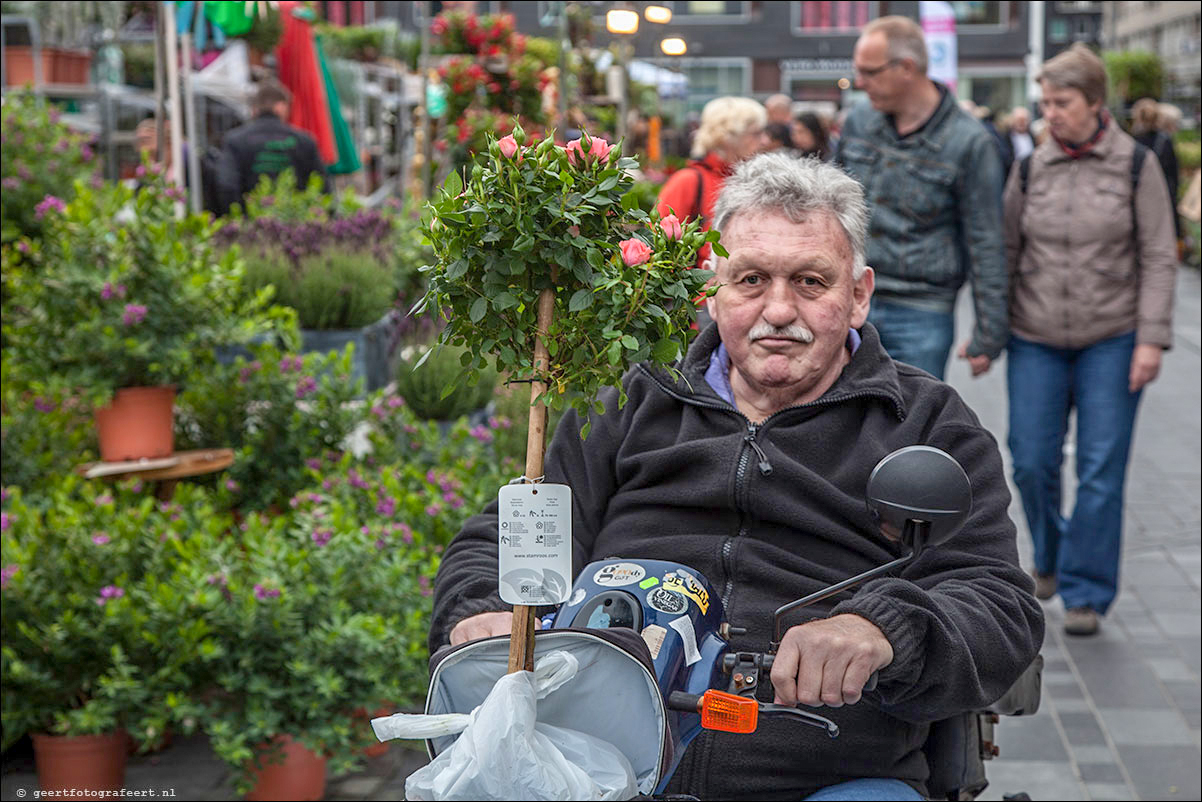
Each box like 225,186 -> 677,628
174,343 -> 363,512
1103,50 -> 1164,105
2,175 -> 279,407
1,92 -> 99,243
1176,141 -> 1200,174
242,250 -> 398,330
1,478 -> 233,750
394,344 -> 497,421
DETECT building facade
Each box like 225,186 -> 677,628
1104,1 -> 1201,120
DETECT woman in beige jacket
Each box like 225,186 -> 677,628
1002,44 -> 1177,637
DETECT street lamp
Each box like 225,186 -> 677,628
645,5 -> 672,24
606,8 -> 639,35
660,37 -> 686,56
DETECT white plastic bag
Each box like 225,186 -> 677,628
371,650 -> 638,801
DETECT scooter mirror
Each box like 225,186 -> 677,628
866,446 -> 972,550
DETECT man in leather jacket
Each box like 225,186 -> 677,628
835,16 -> 1007,381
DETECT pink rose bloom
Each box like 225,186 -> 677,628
589,136 -> 612,163
497,134 -> 520,159
660,214 -> 683,241
620,238 -> 653,267
566,135 -> 611,167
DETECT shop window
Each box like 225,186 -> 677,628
794,1 -> 873,32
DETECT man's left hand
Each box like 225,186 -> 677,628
770,614 -> 894,708
956,342 -> 992,377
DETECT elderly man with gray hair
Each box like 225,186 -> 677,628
836,15 -> 1008,382
431,153 -> 1044,800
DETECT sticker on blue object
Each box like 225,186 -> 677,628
593,562 -> 646,587
565,588 -> 587,607
647,587 -> 686,615
664,569 -> 710,614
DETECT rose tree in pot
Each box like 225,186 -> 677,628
417,126 -> 718,668
2,172 -> 278,462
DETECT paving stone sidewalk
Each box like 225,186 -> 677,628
3,271 -> 1198,802
960,267 -> 1202,802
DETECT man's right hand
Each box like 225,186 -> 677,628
449,611 -> 540,645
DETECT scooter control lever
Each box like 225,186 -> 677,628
757,704 -> 840,738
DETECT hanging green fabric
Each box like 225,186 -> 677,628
316,34 -> 361,176
204,0 -> 255,37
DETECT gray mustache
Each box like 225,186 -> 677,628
749,324 -> 814,343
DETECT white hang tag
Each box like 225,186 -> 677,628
497,483 -> 573,605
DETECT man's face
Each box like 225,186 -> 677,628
706,211 -> 873,405
1011,108 -> 1030,133
853,32 -> 908,113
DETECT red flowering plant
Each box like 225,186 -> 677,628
430,10 -> 518,58
417,126 -> 721,435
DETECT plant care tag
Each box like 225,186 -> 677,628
497,483 -> 572,605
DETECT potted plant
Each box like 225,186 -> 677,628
195,495 -> 440,799
1,170 -> 276,462
220,172 -> 410,393
0,477 -> 229,792
393,341 -> 498,425
419,126 -> 717,431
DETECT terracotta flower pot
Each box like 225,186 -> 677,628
94,386 -> 176,462
245,735 -> 327,801
354,706 -> 394,758
32,731 -> 128,795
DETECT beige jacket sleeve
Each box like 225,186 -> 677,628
1133,153 -> 1178,349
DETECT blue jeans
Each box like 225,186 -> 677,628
1007,332 -> 1142,614
867,299 -> 955,380
804,778 -> 924,800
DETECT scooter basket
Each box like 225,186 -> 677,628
425,627 -> 675,798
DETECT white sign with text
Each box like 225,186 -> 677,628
498,483 -> 572,605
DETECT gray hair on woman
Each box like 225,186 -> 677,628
712,152 -> 870,279
1037,42 -> 1107,105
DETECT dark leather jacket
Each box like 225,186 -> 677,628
836,87 -> 1008,359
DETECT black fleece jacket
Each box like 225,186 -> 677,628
429,322 -> 1044,800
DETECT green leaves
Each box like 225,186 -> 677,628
419,130 -> 717,429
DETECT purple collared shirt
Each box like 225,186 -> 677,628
704,329 -> 862,407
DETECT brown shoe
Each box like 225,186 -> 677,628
1032,571 -> 1057,601
1064,607 -> 1100,636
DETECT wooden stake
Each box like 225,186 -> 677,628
507,284 -> 556,674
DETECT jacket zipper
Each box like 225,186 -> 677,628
640,368 -> 904,797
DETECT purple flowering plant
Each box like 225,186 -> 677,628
2,173 -> 283,407
215,169 -> 434,330
192,484 -> 438,792
173,343 -> 362,512
0,476 -> 234,749
0,91 -> 99,243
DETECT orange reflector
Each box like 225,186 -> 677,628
699,689 -> 758,734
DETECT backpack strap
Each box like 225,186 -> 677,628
1130,141 -> 1149,247
1019,154 -> 1032,195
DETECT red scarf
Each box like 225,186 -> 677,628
1052,109 -> 1109,159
